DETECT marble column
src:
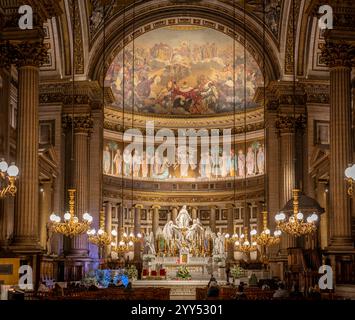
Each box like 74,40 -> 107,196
152,205 -> 160,236
116,203 -> 122,241
226,204 -> 234,260
104,202 -> 112,257
134,204 -> 143,261
68,116 -> 93,256
12,46 -> 46,251
209,205 -> 217,233
0,68 -> 11,245
39,182 -> 52,252
191,207 -> 198,220
171,206 -> 178,223
276,116 -> 297,250
323,42 -> 354,250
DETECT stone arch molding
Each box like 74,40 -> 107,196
87,0 -> 282,84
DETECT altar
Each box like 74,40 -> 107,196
153,256 -> 210,278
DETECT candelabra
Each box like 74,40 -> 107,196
0,159 -> 19,198
345,164 -> 355,196
235,227 -> 257,253
255,211 -> 281,247
49,189 -> 93,237
87,210 -> 112,247
275,189 -> 318,237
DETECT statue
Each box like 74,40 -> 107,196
162,220 -> 176,240
213,232 -> 225,256
186,218 -> 204,241
103,146 -> 111,174
175,205 -> 192,229
246,147 -> 255,176
257,145 -> 265,174
113,149 -> 122,176
143,232 -> 156,255
237,149 -> 245,177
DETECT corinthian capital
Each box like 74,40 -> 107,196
276,114 -> 306,133
320,41 -> 355,68
0,41 -> 48,67
62,115 -> 94,133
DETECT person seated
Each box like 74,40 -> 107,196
290,284 -> 303,299
235,284 -> 247,300
207,283 -> 219,298
207,274 -> 217,287
273,283 -> 290,299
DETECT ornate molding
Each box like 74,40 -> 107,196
62,115 -> 94,133
276,114 -> 306,133
0,41 -> 48,67
69,0 -> 85,74
320,41 -> 355,68
284,0 -> 301,75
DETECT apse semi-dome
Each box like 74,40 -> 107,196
105,25 -> 263,116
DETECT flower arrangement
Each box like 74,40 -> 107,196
95,269 -> 112,288
81,270 -> 99,288
124,265 -> 138,280
176,266 -> 191,280
231,265 -> 245,279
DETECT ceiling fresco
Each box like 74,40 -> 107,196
105,26 -> 263,115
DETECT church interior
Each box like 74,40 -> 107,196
0,0 -> 355,301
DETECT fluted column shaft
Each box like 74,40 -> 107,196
226,205 -> 234,260
191,207 -> 198,220
13,65 -> 41,249
329,65 -> 353,247
69,121 -> 91,256
134,205 -> 143,261
279,128 -> 296,250
39,182 -> 52,251
210,206 -> 217,233
172,207 -> 178,223
0,68 -> 10,245
152,205 -> 160,236
105,202 -> 112,257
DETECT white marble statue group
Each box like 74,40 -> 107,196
143,205 -> 226,257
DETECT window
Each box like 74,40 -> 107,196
39,120 -> 55,146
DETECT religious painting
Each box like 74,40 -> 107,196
105,26 -> 263,115
314,120 -> 330,146
103,139 -> 265,181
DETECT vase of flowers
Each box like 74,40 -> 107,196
231,265 -> 245,285
124,265 -> 138,281
176,266 -> 191,280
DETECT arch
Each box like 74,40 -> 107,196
87,1 -> 282,84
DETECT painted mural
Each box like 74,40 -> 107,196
103,140 -> 265,181
105,26 -> 263,115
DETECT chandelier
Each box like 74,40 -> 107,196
111,227 -> 143,254
345,164 -> 355,196
235,227 -> 258,253
87,210 -> 112,247
0,159 -> 19,198
275,189 -> 318,237
49,189 -> 93,237
255,211 -> 281,247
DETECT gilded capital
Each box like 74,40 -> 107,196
320,41 -> 355,69
0,41 -> 48,67
62,115 -> 94,133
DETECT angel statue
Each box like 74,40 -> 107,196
162,220 -> 177,241
143,232 -> 156,255
175,205 -> 192,229
213,232 -> 225,256
186,219 -> 204,242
